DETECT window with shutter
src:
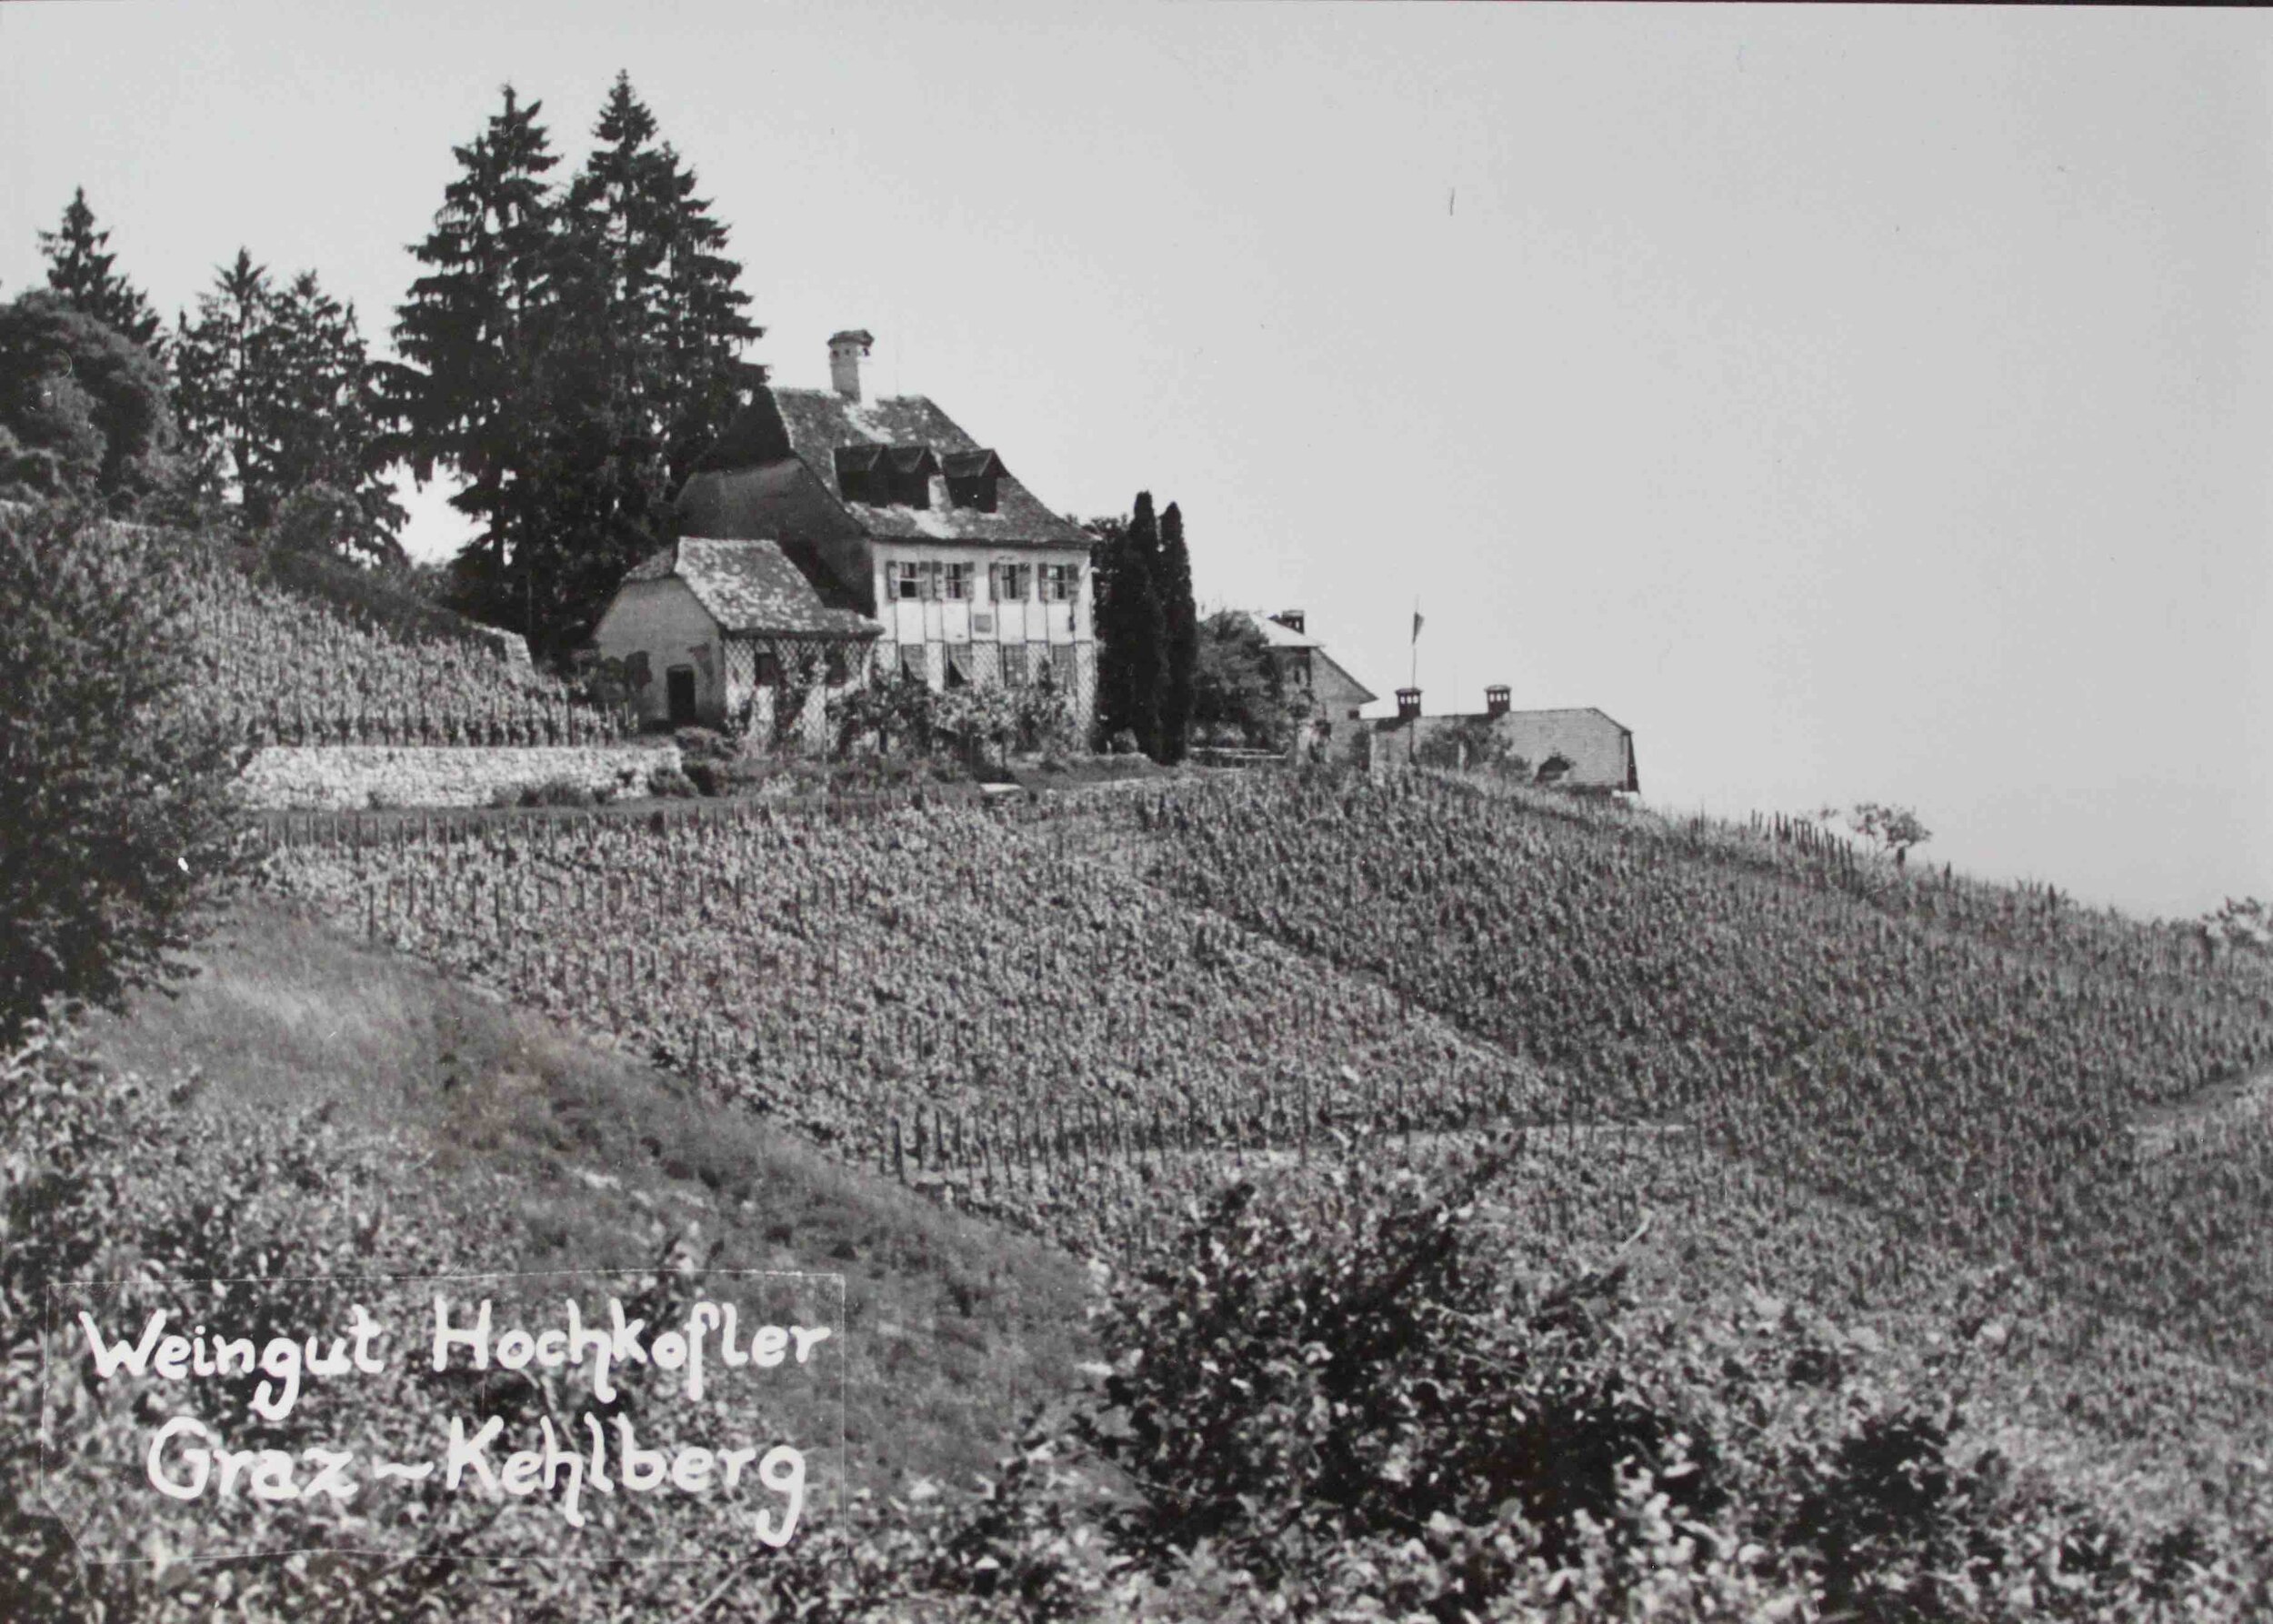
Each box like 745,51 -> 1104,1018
1001,645 -> 1028,687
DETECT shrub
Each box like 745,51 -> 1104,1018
516,776 -> 596,808
647,764 -> 698,799
672,726 -> 736,764
0,504 -> 245,1044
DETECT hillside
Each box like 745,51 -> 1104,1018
81,901 -> 1100,1494
18,766 -> 2273,1617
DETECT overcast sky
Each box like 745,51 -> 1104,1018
6,2 -> 2268,918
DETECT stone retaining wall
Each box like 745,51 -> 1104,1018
238,742 -> 679,810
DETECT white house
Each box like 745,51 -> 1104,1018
669,330 -> 1097,721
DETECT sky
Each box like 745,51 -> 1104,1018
5,2 -> 2269,919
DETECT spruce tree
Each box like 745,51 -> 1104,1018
174,256 -> 403,560
1157,499 -> 1198,764
522,72 -> 760,653
265,272 -> 406,565
1095,491 -> 1167,756
386,85 -> 563,621
38,188 -> 163,353
173,250 -> 282,524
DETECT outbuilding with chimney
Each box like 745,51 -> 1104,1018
1370,686 -> 1640,792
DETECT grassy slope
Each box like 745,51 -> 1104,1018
85,897 -> 1098,1496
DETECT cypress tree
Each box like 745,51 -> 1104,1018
1157,499 -> 1198,763
1095,491 -> 1167,756
38,188 -> 164,353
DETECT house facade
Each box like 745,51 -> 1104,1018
672,330 -> 1096,726
1370,687 -> 1640,793
594,535 -> 880,742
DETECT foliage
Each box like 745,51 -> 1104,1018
384,84 -> 562,625
1847,800 -> 1934,864
36,187 -> 164,353
1413,713 -> 1531,776
829,664 -> 936,756
647,761 -> 699,798
0,290 -> 179,509
173,254 -> 405,563
2198,897 -> 2271,958
1065,1148 -> 2261,1619
1189,608 -> 1303,751
0,505 -> 244,1044
387,76 -> 760,655
1155,501 -> 1197,764
517,775 -> 597,807
1090,494 -> 1167,757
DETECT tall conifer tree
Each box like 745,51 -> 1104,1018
38,188 -> 163,353
174,256 -> 403,559
386,85 -> 563,620
522,72 -> 761,653
1157,499 -> 1198,763
173,250 -> 281,523
1095,491 -> 1167,756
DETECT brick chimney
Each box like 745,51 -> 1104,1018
1396,687 -> 1421,721
828,329 -> 874,401
1271,608 -> 1306,635
1486,684 -> 1510,717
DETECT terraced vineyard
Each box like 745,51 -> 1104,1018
263,798 -> 1555,1257
180,551 -> 634,746
1059,768 -> 2273,1363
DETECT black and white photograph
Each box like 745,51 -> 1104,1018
5,2 -> 2271,1618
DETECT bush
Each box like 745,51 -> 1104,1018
0,504 -> 244,1044
672,726 -> 736,764
647,763 -> 698,799
516,776 -> 596,808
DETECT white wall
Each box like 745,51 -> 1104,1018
593,578 -> 722,726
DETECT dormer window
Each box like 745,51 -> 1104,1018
835,446 -> 882,504
882,446 -> 938,508
836,444 -> 939,507
944,449 -> 1007,513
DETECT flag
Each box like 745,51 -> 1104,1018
1411,609 -> 1424,644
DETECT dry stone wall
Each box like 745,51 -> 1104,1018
238,742 -> 679,810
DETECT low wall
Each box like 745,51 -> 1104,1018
238,742 -> 679,810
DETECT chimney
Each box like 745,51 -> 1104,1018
1396,687 -> 1422,721
1272,608 -> 1306,635
828,329 -> 874,401
1485,684 -> 1510,717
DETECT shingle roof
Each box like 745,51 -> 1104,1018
625,536 -> 881,639
767,388 -> 1088,547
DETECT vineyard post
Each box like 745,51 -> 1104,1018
891,1117 -> 905,1182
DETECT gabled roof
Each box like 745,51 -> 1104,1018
765,387 -> 1088,546
1247,613 -> 1319,651
622,536 -> 880,639
1227,610 -> 1379,707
